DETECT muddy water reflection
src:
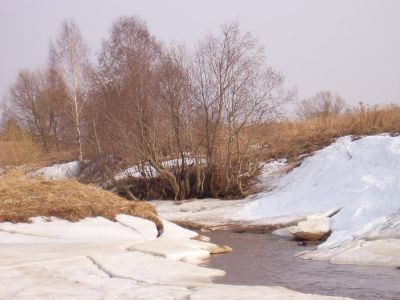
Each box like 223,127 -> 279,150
202,231 -> 400,300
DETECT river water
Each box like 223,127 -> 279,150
202,231 -> 400,300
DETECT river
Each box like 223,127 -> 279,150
202,231 -> 400,300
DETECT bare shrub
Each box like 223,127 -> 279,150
296,91 -> 346,119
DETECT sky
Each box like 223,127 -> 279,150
0,0 -> 399,109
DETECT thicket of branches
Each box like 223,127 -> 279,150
3,16 -> 292,200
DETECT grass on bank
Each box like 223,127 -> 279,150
0,124 -> 77,167
260,104 -> 400,161
0,171 -> 163,233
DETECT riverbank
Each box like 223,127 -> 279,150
154,134 -> 400,268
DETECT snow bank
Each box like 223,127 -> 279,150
238,135 -> 400,246
30,161 -> 79,180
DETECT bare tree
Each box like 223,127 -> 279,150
38,68 -> 69,150
51,19 -> 90,163
7,69 -> 67,151
158,46 -> 195,198
88,16 -> 182,199
296,91 -> 346,119
192,22 -> 291,197
7,70 -> 41,141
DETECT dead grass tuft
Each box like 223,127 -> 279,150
0,171 -> 163,233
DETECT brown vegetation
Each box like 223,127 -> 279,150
260,103 -> 400,162
0,123 -> 43,166
0,172 -> 163,234
0,121 -> 77,167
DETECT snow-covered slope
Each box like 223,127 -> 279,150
238,135 -> 400,247
30,161 -> 79,180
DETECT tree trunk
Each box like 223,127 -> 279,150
73,94 -> 84,163
157,168 -> 180,201
183,169 -> 191,198
193,165 -> 202,196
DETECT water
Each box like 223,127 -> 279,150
202,231 -> 400,300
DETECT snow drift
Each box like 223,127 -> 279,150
237,135 -> 400,247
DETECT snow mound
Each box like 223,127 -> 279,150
31,161 -> 79,180
238,135 -> 400,247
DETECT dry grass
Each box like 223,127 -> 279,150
0,171 -> 163,233
0,123 -> 78,168
0,140 -> 78,169
0,126 -> 43,166
36,146 -> 78,167
259,104 -> 400,162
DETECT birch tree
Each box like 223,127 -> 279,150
52,19 -> 89,163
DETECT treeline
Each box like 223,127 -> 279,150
3,16 -> 293,199
3,16 -> 399,200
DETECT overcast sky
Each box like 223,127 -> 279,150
1,0 -> 399,107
